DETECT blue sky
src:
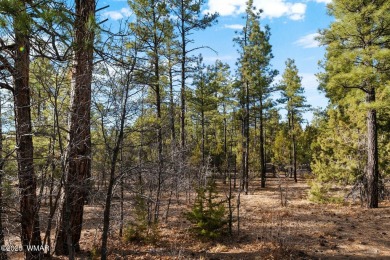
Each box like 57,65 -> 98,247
98,0 -> 334,123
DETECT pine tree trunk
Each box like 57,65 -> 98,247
100,68 -> 131,258
0,96 -> 7,260
180,3 -> 186,150
223,116 -> 227,184
241,117 -> 246,192
291,112 -> 297,183
55,0 -> 95,255
259,100 -> 266,188
243,81 -> 250,194
155,56 -> 163,223
119,149 -> 124,237
101,146 -> 121,259
101,141 -> 122,260
169,66 -> 176,142
288,110 -> 293,179
201,109 -> 205,167
366,90 -> 378,208
13,4 -> 42,257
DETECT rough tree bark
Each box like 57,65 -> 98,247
180,2 -> 186,150
366,90 -> 378,208
55,0 -> 95,256
292,112 -> 297,183
0,2 -> 42,258
169,60 -> 176,142
13,2 -> 42,258
0,96 -> 7,260
242,81 -> 249,194
152,29 -> 163,222
201,103 -> 205,167
259,100 -> 266,188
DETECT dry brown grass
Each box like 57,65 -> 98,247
4,176 -> 390,259
97,177 -> 390,259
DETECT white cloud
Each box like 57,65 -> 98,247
204,0 -> 244,16
313,0 -> 332,4
224,24 -> 244,30
203,55 -> 237,63
104,11 -> 123,20
294,33 -> 320,48
205,0 -> 307,20
103,8 -> 131,20
289,3 -> 306,20
300,73 -> 319,92
120,7 -> 131,17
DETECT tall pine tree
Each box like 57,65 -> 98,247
0,1 -> 42,258
279,58 -> 308,182
170,0 -> 218,149
55,0 -> 96,256
235,0 -> 277,190
319,0 -> 390,208
128,0 -> 174,224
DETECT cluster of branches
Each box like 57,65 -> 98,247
2,0 -> 388,259
0,0 -> 315,258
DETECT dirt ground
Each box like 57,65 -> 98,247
6,176 -> 390,259
95,177 -> 390,260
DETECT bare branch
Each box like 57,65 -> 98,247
0,82 -> 14,93
0,54 -> 15,74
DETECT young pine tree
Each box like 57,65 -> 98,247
318,0 -> 390,208
186,180 -> 227,239
279,59 -> 309,182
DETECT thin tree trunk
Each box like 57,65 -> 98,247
223,116 -> 227,184
241,23 -> 250,194
241,116 -> 245,191
155,60 -> 163,223
119,148 -> 124,238
180,3 -> 186,150
43,83 -> 65,255
138,90 -> 145,195
169,64 -> 176,142
291,112 -> 297,183
259,100 -> 266,188
366,90 -> 378,208
288,110 -> 293,178
0,95 -> 7,260
230,122 -> 237,189
55,0 -> 95,256
101,150 -> 120,260
101,69 -> 132,259
201,109 -> 205,167
243,81 -> 250,194
151,9 -> 164,222
227,167 -> 233,235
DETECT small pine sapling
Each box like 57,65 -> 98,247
186,180 -> 228,239
124,194 -> 159,243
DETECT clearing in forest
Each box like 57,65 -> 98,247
78,177 -> 390,259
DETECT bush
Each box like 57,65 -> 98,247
308,181 -> 343,204
185,180 -> 227,239
124,194 -> 159,243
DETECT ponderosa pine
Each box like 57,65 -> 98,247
319,0 -> 390,208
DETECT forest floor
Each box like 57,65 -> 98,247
7,175 -> 390,259
90,176 -> 390,260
